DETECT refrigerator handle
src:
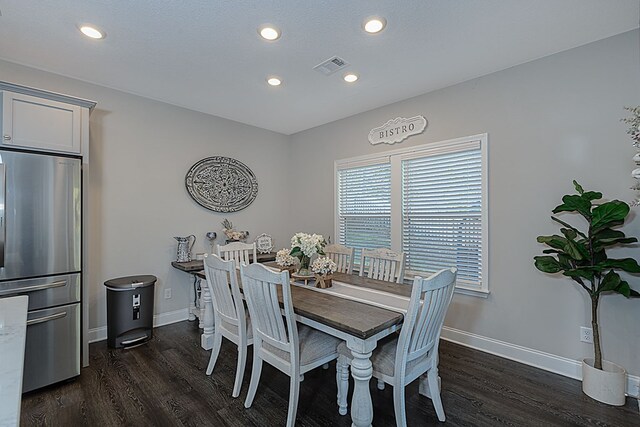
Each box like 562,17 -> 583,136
0,280 -> 67,296
26,310 -> 68,326
0,163 -> 4,268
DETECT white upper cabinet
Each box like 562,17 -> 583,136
1,91 -> 83,154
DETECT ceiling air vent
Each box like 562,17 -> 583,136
313,56 -> 349,76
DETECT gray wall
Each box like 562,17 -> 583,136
289,30 -> 640,376
0,59 -> 292,331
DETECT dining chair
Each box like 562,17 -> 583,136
336,268 -> 457,425
325,243 -> 355,274
241,262 -> 341,427
359,247 -> 406,284
202,253 -> 253,398
217,241 -> 257,266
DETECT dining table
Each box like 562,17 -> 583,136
194,262 -> 422,427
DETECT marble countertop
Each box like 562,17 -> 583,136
0,295 -> 29,427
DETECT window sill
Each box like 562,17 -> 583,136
454,286 -> 490,298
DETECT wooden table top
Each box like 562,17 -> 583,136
195,262 -> 406,340
171,252 -> 276,272
288,281 -> 404,339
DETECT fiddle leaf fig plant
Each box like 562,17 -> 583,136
534,181 -> 640,370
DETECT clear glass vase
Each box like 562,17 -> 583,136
297,255 -> 311,276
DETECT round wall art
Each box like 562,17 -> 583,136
185,156 -> 258,212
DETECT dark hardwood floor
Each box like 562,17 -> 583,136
21,321 -> 638,426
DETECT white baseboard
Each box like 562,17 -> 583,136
153,308 -> 190,327
88,326 -> 107,343
441,326 -> 640,399
88,308 -> 190,344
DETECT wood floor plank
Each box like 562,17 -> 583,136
20,320 -> 639,426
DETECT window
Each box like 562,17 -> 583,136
337,161 -> 391,263
335,134 -> 488,295
401,145 -> 483,288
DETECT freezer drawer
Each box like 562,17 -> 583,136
22,302 -> 80,393
0,273 -> 80,310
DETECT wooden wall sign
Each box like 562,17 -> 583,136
368,115 -> 428,145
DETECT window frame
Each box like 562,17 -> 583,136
334,133 -> 489,297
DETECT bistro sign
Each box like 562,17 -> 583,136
368,115 -> 428,145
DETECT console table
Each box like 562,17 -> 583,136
171,252 -> 276,273
171,252 -> 276,349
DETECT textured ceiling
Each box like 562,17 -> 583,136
0,1 -> 638,134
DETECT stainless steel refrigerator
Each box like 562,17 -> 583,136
0,148 -> 81,392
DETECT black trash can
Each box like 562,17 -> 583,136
104,275 -> 157,348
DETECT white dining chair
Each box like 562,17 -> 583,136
359,247 -> 406,284
241,262 -> 341,427
336,268 -> 457,425
202,253 -> 253,398
325,243 -> 355,274
217,241 -> 257,266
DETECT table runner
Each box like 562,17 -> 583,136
291,279 -> 410,314
262,265 -> 411,313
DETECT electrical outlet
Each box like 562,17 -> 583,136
164,288 -> 172,299
580,326 -> 593,343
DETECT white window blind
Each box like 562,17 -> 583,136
401,147 -> 483,286
337,162 -> 391,262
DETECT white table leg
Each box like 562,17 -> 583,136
197,278 -> 204,329
188,275 -> 197,321
336,355 -> 349,416
348,342 -> 375,427
419,353 -> 441,397
200,280 -> 214,350
419,373 -> 441,398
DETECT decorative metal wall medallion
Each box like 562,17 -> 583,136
185,156 -> 258,212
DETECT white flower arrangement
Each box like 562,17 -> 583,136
227,230 -> 248,240
221,218 -> 249,241
311,256 -> 337,276
275,248 -> 297,267
290,233 -> 326,258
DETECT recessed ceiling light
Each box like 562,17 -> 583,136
259,25 -> 281,41
344,73 -> 358,83
79,24 -> 105,39
267,77 -> 282,86
363,17 -> 386,34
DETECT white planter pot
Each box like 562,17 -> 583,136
582,358 -> 626,406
